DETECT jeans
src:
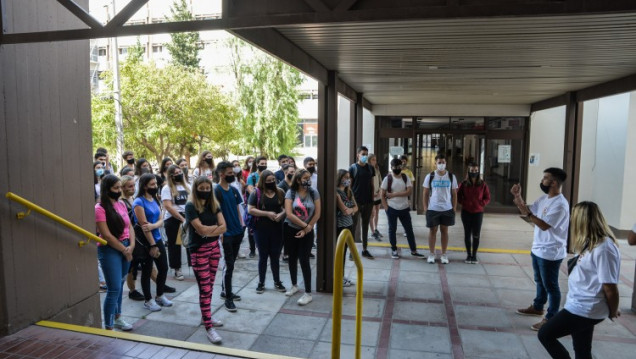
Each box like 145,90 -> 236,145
531,253 -> 563,319
97,239 -> 131,329
253,224 -> 284,284
352,202 -> 373,248
386,207 -> 417,252
538,309 -> 603,359
164,216 -> 183,270
221,232 -> 244,299
141,241 -> 168,301
461,211 -> 483,256
285,223 -> 313,293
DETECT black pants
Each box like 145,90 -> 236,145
460,210 -> 483,256
221,232 -> 244,299
285,223 -> 313,293
253,224 -> 283,284
337,226 -> 352,277
352,202 -> 373,248
140,241 -> 168,301
538,309 -> 604,359
248,230 -> 256,253
164,216 -> 183,270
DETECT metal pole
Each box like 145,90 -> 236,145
110,0 -> 125,170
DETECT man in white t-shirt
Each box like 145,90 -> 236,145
422,154 -> 458,264
511,167 -> 570,331
381,158 -> 424,259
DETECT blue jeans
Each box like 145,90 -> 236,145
386,207 -> 417,252
97,239 -> 131,329
531,253 -> 562,319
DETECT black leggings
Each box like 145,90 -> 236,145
164,216 -> 182,270
253,224 -> 283,284
285,223 -> 313,293
538,309 -> 603,359
460,210 -> 483,256
140,241 -> 168,301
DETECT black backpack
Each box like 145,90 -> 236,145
386,173 -> 408,193
426,171 -> 454,196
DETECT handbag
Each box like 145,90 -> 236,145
567,242 -> 589,275
177,221 -> 191,248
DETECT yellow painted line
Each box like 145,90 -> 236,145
366,242 -> 530,255
36,321 -> 301,359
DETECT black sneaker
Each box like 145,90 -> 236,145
274,281 -> 286,292
374,229 -> 383,238
164,285 -> 176,293
361,250 -> 374,259
249,251 -> 256,258
256,283 -> 265,294
471,255 -> 479,264
224,300 -> 237,312
465,255 -> 472,264
411,251 -> 424,257
282,255 -> 289,263
221,292 -> 241,301
128,289 -> 144,301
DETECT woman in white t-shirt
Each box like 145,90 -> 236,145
161,165 -> 191,281
538,201 -> 620,359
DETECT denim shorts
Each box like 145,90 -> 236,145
426,209 -> 455,228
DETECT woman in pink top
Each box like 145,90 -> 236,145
95,174 -> 136,331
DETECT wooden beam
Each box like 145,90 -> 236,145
57,0 -> 103,29
303,0 -> 330,12
362,97 -> 373,111
104,0 -> 149,29
530,94 -> 568,112
576,73 -> 636,102
336,77 -> 357,102
334,0 -> 359,12
355,93 -> 364,151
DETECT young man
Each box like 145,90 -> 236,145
381,158 -> 424,259
400,155 -> 415,182
422,153 -> 458,264
214,161 -> 245,312
96,147 -> 115,174
350,146 -> 375,259
274,155 -> 289,184
122,150 -> 135,171
303,157 -> 318,190
511,167 -> 569,331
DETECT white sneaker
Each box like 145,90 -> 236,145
391,250 -> 400,259
285,285 -> 299,297
440,254 -> 449,264
113,317 -> 133,331
156,295 -> 173,307
210,317 -> 223,327
206,328 -> 222,344
427,254 -> 436,264
343,278 -> 354,287
174,269 -> 184,281
144,299 -> 161,312
297,293 -> 313,306
238,252 -> 247,259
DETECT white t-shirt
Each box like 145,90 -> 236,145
422,171 -> 458,211
193,167 -> 214,179
310,173 -> 318,190
565,239 -> 620,319
160,184 -> 189,220
529,194 -> 570,261
381,174 -> 412,210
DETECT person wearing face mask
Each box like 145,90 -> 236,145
159,158 -> 174,188
161,165 -> 190,281
422,153 -> 458,264
95,174 -> 136,331
95,151 -> 113,175
457,163 -> 491,264
94,161 -> 105,201
193,150 -> 215,180
368,154 -> 383,241
176,158 -> 191,185
248,170 -> 287,294
242,156 -> 255,184
278,164 -> 296,262
349,146 -> 376,259
274,155 -> 289,184
511,167 -> 569,331
303,157 -> 318,190
122,150 -> 135,171
245,156 -> 268,258
133,173 -> 171,312
336,169 -> 357,287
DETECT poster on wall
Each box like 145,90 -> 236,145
498,145 -> 511,163
529,153 -> 540,166
389,146 -> 404,157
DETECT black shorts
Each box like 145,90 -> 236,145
426,209 -> 455,228
373,199 -> 381,206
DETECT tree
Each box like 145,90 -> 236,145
229,37 -> 303,157
165,0 -> 201,69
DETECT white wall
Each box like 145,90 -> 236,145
621,94 -> 636,228
363,108 -> 375,154
337,96 -> 352,170
526,106 -> 566,201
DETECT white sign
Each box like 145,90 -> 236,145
498,145 -> 511,163
529,153 -> 540,166
389,146 -> 404,156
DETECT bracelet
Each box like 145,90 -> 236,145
149,244 -> 157,248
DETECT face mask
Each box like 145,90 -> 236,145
248,161 -> 253,168
469,173 -> 479,179
286,173 -> 294,180
141,167 -> 151,174
360,155 -> 368,164
436,163 -> 446,171
197,190 -> 212,200
306,166 -> 316,174
342,179 -> 351,187
540,181 -> 551,194
392,168 -> 402,175
107,190 -> 121,200
181,167 -> 188,174
257,165 -> 267,172
205,158 -> 213,165
173,174 -> 184,183
225,175 -> 236,183
95,169 -> 104,177
233,166 -> 241,174
147,187 -> 158,196
127,158 -> 135,165
265,182 -> 277,190
302,180 -> 312,188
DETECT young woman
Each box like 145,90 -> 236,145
94,161 -> 105,201
457,163 -> 491,264
95,174 -> 135,331
133,173 -> 171,311
278,164 -> 296,262
242,156 -> 255,182
336,169 -> 357,287
175,158 -> 191,184
247,170 -> 287,294
134,158 -> 152,178
185,176 -> 227,344
284,169 -> 321,305
538,201 -> 620,359
245,156 -> 268,258
158,157 -> 174,187
161,165 -> 190,281
193,151 -> 215,180
368,154 -> 383,240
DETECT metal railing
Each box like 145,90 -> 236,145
5,192 -> 107,246
331,229 -> 363,359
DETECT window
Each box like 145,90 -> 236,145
98,48 -> 107,56
152,45 -> 163,53
303,135 -> 318,148
119,47 -> 128,55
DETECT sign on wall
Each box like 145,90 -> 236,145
529,153 -> 540,166
498,145 -> 511,163
389,146 -> 404,156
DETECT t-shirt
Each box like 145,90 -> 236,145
193,167 -> 214,179
278,180 -> 291,194
381,174 -> 412,211
95,201 -> 131,245
336,189 -> 355,228
161,184 -> 188,220
184,201 -> 220,250
248,190 -> 284,230
422,171 -> 458,211
214,185 -> 244,236
274,169 -> 285,184
246,172 -> 260,188
132,197 -> 162,241
529,194 -> 570,261
310,172 -> 318,190
284,188 -> 320,230
350,163 -> 375,205
565,239 -> 620,319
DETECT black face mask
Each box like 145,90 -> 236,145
257,165 -> 267,172
469,173 -> 479,179
197,190 -> 212,200
540,182 -> 551,194
392,168 -> 401,175
107,191 -> 121,200
141,167 -> 151,174
127,158 -> 135,165
205,158 -> 213,165
225,175 -> 236,183
173,174 -> 184,183
286,173 -> 294,180
147,187 -> 158,196
302,180 -> 312,188
306,166 -> 316,174
265,182 -> 277,190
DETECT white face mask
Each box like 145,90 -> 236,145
436,163 -> 446,171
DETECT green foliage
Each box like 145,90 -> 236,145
165,0 -> 201,69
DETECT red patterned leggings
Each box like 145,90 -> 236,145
190,241 -> 221,330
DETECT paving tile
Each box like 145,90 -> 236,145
442,262 -> 487,275
349,267 -> 391,282
449,286 -> 499,305
454,305 -> 512,328
143,301 -> 209,327
388,349 -> 452,359
262,313 -> 327,341
445,273 -> 491,288
310,342 -> 376,359
358,280 -> 389,297
249,334 -> 314,357
483,264 -> 528,277
319,319 -> 381,347
132,321 -> 198,341
185,326 -> 257,350
342,297 -> 385,319
211,308 -> 277,334
389,323 -> 451,353
230,286 -> 288,312
478,253 -> 520,265
396,282 -> 443,301
392,301 -> 447,323
398,270 -> 441,285
460,329 -> 529,359
281,292 -> 333,313
399,259 -> 440,273
496,288 -> 537,309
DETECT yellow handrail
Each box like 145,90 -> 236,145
332,229 -> 363,359
6,192 -> 107,246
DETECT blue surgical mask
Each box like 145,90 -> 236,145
95,169 -> 104,177
360,155 -> 368,164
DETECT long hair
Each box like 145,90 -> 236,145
159,157 -> 173,175
134,158 -> 150,177
136,173 -> 160,205
166,164 -> 191,198
252,156 -> 267,172
463,163 -> 484,186
196,151 -> 214,173
93,161 -> 102,184
256,170 -> 284,205
243,156 -> 255,172
99,174 -> 125,239
368,154 -> 379,172
337,169 -> 354,199
570,201 -> 616,253
189,176 -> 219,214
290,168 -> 309,192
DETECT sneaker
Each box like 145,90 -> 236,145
403,233 -> 407,237
210,317 -> 223,327
282,255 -> 289,263
465,255 -> 472,264
113,317 -> 133,331
238,252 -> 247,259
516,305 -> 545,316
155,295 -> 173,307
309,252 -> 316,259
174,269 -> 184,281
285,285 -> 299,297
391,250 -> 400,259
348,253 -> 353,261
220,292 -> 241,301
256,283 -> 265,294
99,283 -> 107,293
372,232 -> 382,242
440,254 -> 449,264
128,289 -> 144,301
471,255 -> 479,264
361,250 -> 374,259
249,251 -> 256,258
206,328 -> 222,344
274,281 -> 287,292
411,251 -> 424,258
144,299 -> 161,312
297,293 -> 313,306
374,229 -> 383,238
224,300 -> 237,312
427,254 -> 436,264
343,278 -> 354,287
164,285 -> 176,293
531,318 -> 548,331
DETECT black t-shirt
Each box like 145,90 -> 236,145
184,201 -> 220,249
248,189 -> 284,230
350,163 -> 375,204
278,180 -> 291,194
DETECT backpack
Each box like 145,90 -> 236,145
215,184 -> 242,207
243,188 -> 261,230
386,173 -> 408,194
426,171 -> 454,196
177,220 -> 190,247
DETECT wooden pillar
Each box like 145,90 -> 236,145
562,92 -> 580,205
316,71 -> 338,293
354,93 -> 364,154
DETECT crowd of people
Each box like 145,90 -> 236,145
92,146 -> 630,357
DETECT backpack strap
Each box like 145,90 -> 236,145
387,174 -> 393,193
428,171 -> 454,196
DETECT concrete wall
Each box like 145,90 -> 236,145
0,0 -> 101,335
526,106 -> 566,201
337,95 -> 352,170
362,108 -> 375,154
